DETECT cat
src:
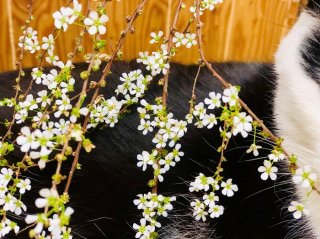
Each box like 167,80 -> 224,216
1,1 -> 320,238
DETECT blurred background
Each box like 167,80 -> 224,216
0,0 -> 307,72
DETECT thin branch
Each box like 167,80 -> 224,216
1,0 -> 35,144
161,0 -> 183,107
189,65 -> 202,113
150,0 -> 183,195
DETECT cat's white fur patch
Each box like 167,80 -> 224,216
275,10 -> 320,239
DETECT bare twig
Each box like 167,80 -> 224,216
189,65 -> 202,113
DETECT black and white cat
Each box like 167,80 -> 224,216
1,1 -> 320,238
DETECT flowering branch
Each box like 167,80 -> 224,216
194,0 -> 320,203
64,0 -> 148,194
148,0 -> 184,195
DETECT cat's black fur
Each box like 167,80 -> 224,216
2,1 -> 320,238
0,62 -> 309,239
301,1 -> 320,84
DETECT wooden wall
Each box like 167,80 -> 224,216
0,0 -> 305,72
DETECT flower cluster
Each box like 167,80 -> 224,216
53,0 -> 82,32
133,26 -> 196,233
49,0 -> 83,65
137,48 -> 169,77
190,0 -> 223,15
190,86 -> 254,139
18,27 -> 40,54
2,0 -> 159,235
137,32 -> 170,76
25,188 -> 73,238
0,168 -> 31,237
133,193 -> 176,239
139,30 -> 198,77
13,61 -> 89,169
16,126 -> 55,164
186,86 -> 260,221
189,173 -> 237,221
88,97 -> 123,129
136,100 -> 187,182
172,32 -> 197,48
115,70 -> 153,104
88,70 -> 153,129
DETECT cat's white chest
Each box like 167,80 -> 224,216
275,11 -> 320,239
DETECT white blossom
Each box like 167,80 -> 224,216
222,86 -> 239,106
293,165 -> 317,189
0,168 -> 13,186
221,179 -> 238,197
137,151 -> 154,171
246,143 -> 262,156
25,213 -> 48,234
268,149 -> 285,162
193,102 -> 207,120
133,219 -> 152,239
232,112 -> 253,138
204,92 -> 221,109
150,31 -> 164,44
209,204 -> 224,218
42,34 -> 54,50
288,201 -> 310,219
189,173 -> 215,192
202,113 -> 218,129
35,188 -> 59,208
84,11 -> 109,35
172,32 -> 184,47
203,192 -> 219,208
53,7 -> 73,31
17,127 -> 40,153
191,199 -> 207,221
16,178 -> 31,194
181,33 -> 197,48
258,160 -> 278,181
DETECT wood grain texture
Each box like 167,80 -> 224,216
0,0 -> 304,72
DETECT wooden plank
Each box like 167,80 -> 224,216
0,0 -> 304,72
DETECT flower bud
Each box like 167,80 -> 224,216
80,71 -> 90,80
